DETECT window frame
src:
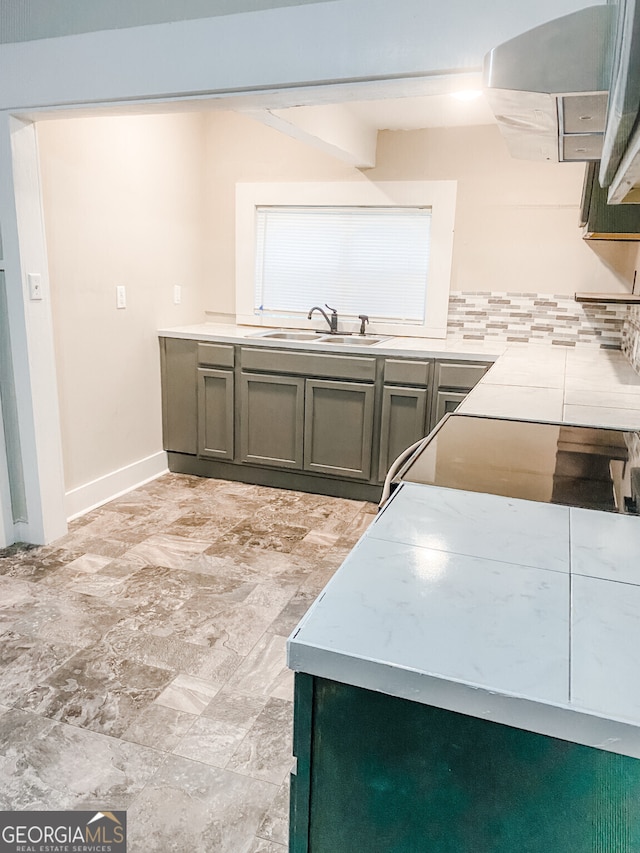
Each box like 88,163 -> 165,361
235,181 -> 457,338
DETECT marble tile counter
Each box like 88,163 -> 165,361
157,323 -> 506,362
460,343 -> 640,427
288,483 -> 640,759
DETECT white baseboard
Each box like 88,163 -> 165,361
65,451 -> 169,521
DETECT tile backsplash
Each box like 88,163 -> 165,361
448,292 -> 628,350
622,304 -> 640,373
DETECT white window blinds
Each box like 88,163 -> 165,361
254,206 -> 432,323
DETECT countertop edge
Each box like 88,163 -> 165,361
287,639 -> 640,759
157,324 -> 504,363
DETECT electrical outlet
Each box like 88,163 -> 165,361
116,285 -> 126,309
28,273 -> 42,301
173,285 -> 182,305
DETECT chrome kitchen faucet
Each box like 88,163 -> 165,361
308,304 -> 338,334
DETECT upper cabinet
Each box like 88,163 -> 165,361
581,162 -> 640,240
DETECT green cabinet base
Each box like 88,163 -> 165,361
167,452 -> 382,502
291,674 -> 640,853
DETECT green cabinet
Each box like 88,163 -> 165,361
197,368 -> 234,460
239,372 -> 305,469
378,358 -> 433,481
378,386 -> 429,480
291,673 -> 640,853
195,342 -> 235,460
581,161 -> 640,240
160,337 -> 197,455
432,388 -> 467,425
429,359 -> 491,430
160,337 -> 493,500
304,379 -> 375,480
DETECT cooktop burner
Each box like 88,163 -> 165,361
398,414 -> 640,514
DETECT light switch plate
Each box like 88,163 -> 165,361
28,273 -> 42,300
116,285 -> 126,309
173,285 -> 181,304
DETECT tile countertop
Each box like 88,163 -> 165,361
459,343 -> 640,430
157,323 -> 508,362
288,483 -> 640,760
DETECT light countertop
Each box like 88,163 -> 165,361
460,343 -> 640,430
157,322 -> 507,362
288,482 -> 640,759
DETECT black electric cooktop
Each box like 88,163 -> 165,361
398,413 -> 640,515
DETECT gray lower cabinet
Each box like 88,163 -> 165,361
429,360 -> 492,431
304,379 -> 375,480
240,372 -> 305,469
378,385 -> 428,481
432,389 -> 467,426
161,338 -> 494,499
160,337 -> 197,454
197,368 -> 234,460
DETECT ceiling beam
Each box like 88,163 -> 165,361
243,103 -> 378,168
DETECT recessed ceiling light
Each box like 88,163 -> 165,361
452,90 -> 483,101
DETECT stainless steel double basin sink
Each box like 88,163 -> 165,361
247,329 -> 391,346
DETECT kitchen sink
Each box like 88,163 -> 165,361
246,329 -> 391,345
248,330 -> 323,341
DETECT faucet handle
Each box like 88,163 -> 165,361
325,303 -> 337,314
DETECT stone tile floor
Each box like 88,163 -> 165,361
0,473 -> 377,852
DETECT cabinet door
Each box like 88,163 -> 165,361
378,386 -> 428,482
240,372 -> 304,469
160,337 -> 197,454
432,390 -> 466,430
304,379 -> 374,480
197,368 -> 234,460
292,675 -> 640,853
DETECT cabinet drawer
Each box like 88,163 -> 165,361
197,343 -> 235,368
436,361 -> 490,390
241,347 -> 376,381
384,359 -> 431,386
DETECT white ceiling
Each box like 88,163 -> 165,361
348,92 -> 497,131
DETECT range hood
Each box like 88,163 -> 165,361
483,5 -> 615,163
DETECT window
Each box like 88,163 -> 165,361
236,182 -> 456,338
254,206 -> 431,324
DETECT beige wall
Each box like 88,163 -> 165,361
38,107 -> 639,499
38,112 -> 208,492
372,125 -> 638,295
203,111 -> 358,317
203,113 -> 638,318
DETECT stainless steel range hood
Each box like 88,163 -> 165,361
483,5 -> 615,162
